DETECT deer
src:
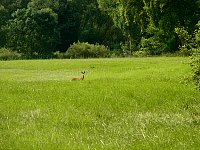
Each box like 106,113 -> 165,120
71,71 -> 85,81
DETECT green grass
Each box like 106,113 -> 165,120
1,57 -> 200,149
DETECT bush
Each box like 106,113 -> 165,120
179,46 -> 193,56
66,41 -> 109,58
176,21 -> 200,90
132,51 -> 149,57
190,48 -> 200,90
53,51 -> 68,59
140,36 -> 165,55
0,48 -> 21,60
190,21 -> 200,90
175,27 -> 193,56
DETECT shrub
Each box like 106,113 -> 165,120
53,51 -> 68,59
190,20 -> 200,90
110,50 -> 124,58
0,48 -> 21,60
175,27 -> 193,56
140,36 -> 165,55
66,41 -> 109,58
132,51 -> 149,57
190,47 -> 200,90
176,21 -> 200,90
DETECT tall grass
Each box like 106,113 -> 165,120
1,57 -> 200,149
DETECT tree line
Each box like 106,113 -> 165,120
0,0 -> 124,58
0,0 -> 199,58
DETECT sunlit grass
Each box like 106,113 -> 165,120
1,57 -> 200,149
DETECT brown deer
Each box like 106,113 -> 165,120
71,71 -> 85,81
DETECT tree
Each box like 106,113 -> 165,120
55,0 -> 81,51
27,0 -> 80,52
4,7 -> 59,58
98,0 -> 144,53
28,0 -> 59,10
56,0 -> 124,51
79,0 -> 125,50
98,0 -> 200,54
0,0 -> 31,48
0,5 -> 8,47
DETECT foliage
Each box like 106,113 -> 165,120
0,0 -> 31,48
191,47 -> 200,90
0,4 -> 10,48
132,50 -> 149,57
140,24 -> 178,55
176,21 -> 200,90
98,0 -> 200,54
0,47 -> 21,60
4,7 -> 59,58
28,0 -> 59,10
66,41 -> 109,58
0,0 -> 199,57
2,0 -> 119,54
98,0 -> 142,53
79,1 -> 125,49
55,0 -> 81,51
175,27 -> 193,56
53,51 -> 68,59
191,21 -> 200,90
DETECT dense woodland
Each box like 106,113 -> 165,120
0,0 -> 199,58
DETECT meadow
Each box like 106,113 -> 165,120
1,57 -> 200,149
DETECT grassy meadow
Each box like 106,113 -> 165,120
1,57 -> 200,149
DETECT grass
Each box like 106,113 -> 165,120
0,57 -> 200,149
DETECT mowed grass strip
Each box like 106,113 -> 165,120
0,57 -> 200,149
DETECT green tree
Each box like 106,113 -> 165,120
56,0 -> 124,51
79,0 -> 125,50
27,0 -> 79,52
98,0 -> 200,54
4,7 -> 59,58
55,0 -> 81,51
0,0 -> 31,48
0,5 -> 8,47
98,0 -> 144,53
28,0 -> 59,10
